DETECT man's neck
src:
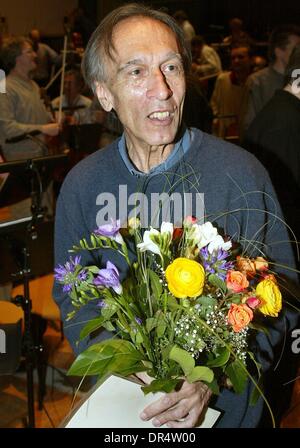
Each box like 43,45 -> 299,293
126,138 -> 174,173
10,67 -> 31,82
272,59 -> 286,75
234,69 -> 250,85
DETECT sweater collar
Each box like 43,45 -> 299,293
118,127 -> 192,176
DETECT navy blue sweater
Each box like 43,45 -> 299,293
53,128 -> 298,427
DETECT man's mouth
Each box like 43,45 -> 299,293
148,111 -> 174,121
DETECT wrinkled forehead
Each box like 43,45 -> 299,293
109,16 -> 180,63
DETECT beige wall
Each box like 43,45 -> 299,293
0,0 -> 77,36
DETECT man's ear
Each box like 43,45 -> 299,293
95,82 -> 114,112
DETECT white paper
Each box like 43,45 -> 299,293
65,375 -> 221,428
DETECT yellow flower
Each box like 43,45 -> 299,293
256,278 -> 282,317
165,257 -> 205,298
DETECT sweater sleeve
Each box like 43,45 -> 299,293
0,90 -> 44,140
52,176 -> 112,355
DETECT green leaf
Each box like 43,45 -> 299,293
229,294 -> 242,304
101,304 -> 118,320
88,266 -> 101,274
149,269 -> 162,298
68,339 -> 144,378
206,347 -> 230,367
196,295 -> 218,307
102,321 -> 115,332
187,366 -> 214,383
208,274 -> 227,293
225,359 -> 248,394
166,294 -> 179,310
203,378 -> 220,395
249,374 -> 264,406
79,316 -> 107,340
169,345 -> 195,376
146,317 -> 158,333
156,321 -> 166,338
141,378 -> 180,395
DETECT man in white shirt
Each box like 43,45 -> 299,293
191,35 -> 222,78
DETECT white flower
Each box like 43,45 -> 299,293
196,222 -> 218,249
137,228 -> 161,255
160,222 -> 174,236
207,235 -> 232,254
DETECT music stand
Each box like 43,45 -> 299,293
0,154 -> 67,428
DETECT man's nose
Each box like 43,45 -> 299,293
146,69 -> 172,100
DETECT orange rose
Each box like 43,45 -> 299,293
226,270 -> 249,292
236,256 -> 256,278
227,303 -> 254,332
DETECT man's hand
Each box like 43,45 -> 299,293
140,380 -> 212,428
40,123 -> 60,136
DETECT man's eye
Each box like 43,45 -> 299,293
164,64 -> 181,74
130,68 -> 142,76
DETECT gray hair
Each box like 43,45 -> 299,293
0,36 -> 33,74
82,3 -> 191,93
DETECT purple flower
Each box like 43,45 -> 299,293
54,256 -> 83,292
94,261 -> 122,294
94,219 -> 124,245
199,248 -> 233,280
135,317 -> 142,325
78,270 -> 88,282
54,256 -> 81,281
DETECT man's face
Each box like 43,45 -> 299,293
64,74 -> 80,99
96,17 -> 186,149
277,34 -> 300,67
191,43 -> 203,61
16,42 -> 37,73
231,47 -> 251,73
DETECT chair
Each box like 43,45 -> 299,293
0,301 -> 23,375
12,274 -> 62,338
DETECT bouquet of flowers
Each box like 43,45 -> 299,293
55,217 -> 283,415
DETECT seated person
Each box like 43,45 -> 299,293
52,69 -> 92,125
0,36 -> 59,161
223,18 -> 254,47
191,35 -> 222,78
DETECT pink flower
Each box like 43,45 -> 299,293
183,216 -> 198,225
246,296 -> 261,309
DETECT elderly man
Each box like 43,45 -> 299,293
53,4 -> 298,428
0,36 -> 59,161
